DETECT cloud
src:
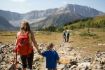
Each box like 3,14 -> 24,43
10,0 -> 27,2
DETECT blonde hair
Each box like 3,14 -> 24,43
20,20 -> 31,32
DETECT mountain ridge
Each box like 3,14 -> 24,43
0,4 -> 104,29
0,16 -> 14,31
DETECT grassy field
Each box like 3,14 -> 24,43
71,28 -> 105,56
0,31 -> 62,44
0,28 -> 105,56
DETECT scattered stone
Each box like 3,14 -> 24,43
0,43 -> 105,70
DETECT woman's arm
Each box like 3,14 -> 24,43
30,32 -> 40,53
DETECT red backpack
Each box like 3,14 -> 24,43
15,32 -> 33,55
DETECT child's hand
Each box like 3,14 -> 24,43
38,50 -> 41,55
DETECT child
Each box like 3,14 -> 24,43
40,43 -> 59,70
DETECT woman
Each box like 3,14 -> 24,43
15,20 -> 40,70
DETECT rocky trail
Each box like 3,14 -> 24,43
0,42 -> 105,70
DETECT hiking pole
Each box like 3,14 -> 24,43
9,49 -> 18,70
15,49 -> 17,70
12,49 -> 17,70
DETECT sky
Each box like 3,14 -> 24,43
0,0 -> 105,13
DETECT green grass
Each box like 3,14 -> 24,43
64,15 -> 105,30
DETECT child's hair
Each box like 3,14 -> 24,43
47,43 -> 54,50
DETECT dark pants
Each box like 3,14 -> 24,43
63,36 -> 66,42
20,52 -> 34,69
67,36 -> 69,42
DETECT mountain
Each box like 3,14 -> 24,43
64,15 -> 105,30
0,10 -> 22,21
31,4 -> 103,28
0,16 -> 14,31
31,12 -> 83,29
0,4 -> 104,28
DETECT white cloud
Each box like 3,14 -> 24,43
10,0 -> 27,2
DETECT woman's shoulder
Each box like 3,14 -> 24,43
17,31 -> 21,36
